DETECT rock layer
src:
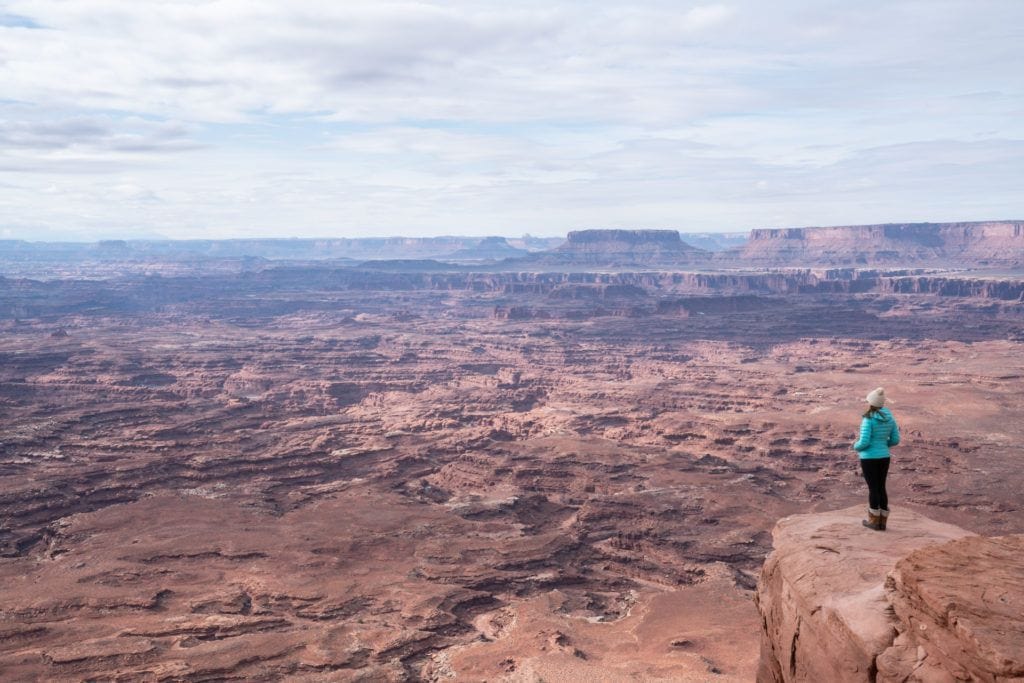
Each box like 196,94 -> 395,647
538,229 -> 709,265
737,221 -> 1024,266
5,267 -> 1024,322
756,506 -> 1024,683
880,534 -> 1024,682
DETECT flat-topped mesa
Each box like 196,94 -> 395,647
739,220 -> 1024,266
755,505 -> 1024,683
540,229 -> 709,265
561,228 -> 704,251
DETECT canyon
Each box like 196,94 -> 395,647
1,224 -> 1023,681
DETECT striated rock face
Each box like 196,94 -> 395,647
756,506 -> 1024,682
878,276 -> 1024,300
737,221 -> 1024,266
879,534 -> 1024,682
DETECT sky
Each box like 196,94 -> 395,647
0,0 -> 1022,241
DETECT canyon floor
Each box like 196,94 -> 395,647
1,267 -> 1023,681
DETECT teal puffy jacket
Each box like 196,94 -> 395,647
853,407 -> 900,459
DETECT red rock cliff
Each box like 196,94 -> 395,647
739,221 -> 1024,266
755,505 -> 1024,682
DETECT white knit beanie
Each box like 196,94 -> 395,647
866,387 -> 886,408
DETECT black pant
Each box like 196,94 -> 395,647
860,457 -> 890,511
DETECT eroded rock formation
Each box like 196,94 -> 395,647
756,506 -> 1024,682
736,221 -> 1024,266
529,229 -> 709,266
2,245 -> 1023,679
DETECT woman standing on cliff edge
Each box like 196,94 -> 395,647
854,387 -> 900,531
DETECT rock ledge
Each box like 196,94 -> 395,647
755,505 -> 1024,682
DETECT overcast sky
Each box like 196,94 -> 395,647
1,1 -> 1022,240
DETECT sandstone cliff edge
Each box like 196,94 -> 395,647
755,505 -> 1024,682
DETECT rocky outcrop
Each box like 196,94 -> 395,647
878,276 -> 1024,300
736,221 -> 1024,266
881,534 -> 1024,682
756,506 -> 1024,682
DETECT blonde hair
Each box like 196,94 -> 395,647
862,405 -> 883,419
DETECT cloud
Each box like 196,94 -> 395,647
3,1 -> 1019,127
108,182 -> 161,202
0,1 -> 1021,239
0,1 -> 746,123
0,115 -> 199,152
0,109 -> 206,178
0,11 -> 40,28
681,4 -> 736,31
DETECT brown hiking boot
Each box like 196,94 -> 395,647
862,508 -> 883,531
878,508 -> 889,531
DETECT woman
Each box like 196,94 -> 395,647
853,387 -> 900,530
